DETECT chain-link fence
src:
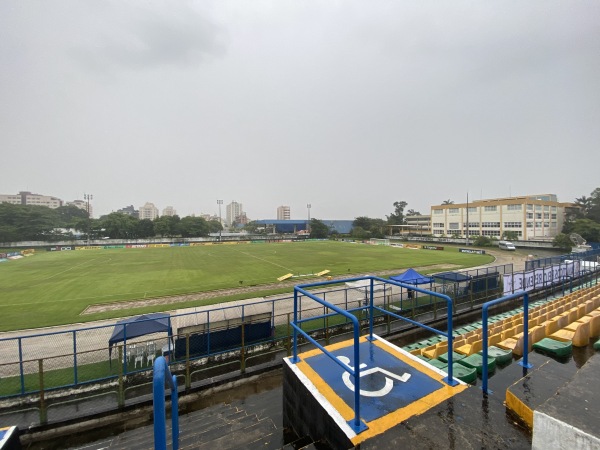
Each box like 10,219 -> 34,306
3,262 -> 593,429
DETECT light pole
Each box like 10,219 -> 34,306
217,199 -> 223,241
84,193 -> 93,246
307,203 -> 311,235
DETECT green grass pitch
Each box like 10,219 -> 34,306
0,241 -> 493,331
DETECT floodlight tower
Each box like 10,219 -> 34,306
307,203 -> 311,234
84,193 -> 93,245
217,199 -> 223,241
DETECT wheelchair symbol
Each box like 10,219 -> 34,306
337,356 -> 411,397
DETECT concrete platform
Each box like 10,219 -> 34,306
532,353 -> 600,449
283,335 -> 468,448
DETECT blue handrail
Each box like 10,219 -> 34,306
153,356 -> 179,450
292,281 -> 367,434
481,291 -> 532,395
368,276 -> 458,386
291,276 -> 458,433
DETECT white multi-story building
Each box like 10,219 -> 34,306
139,202 -> 159,221
0,191 -> 63,209
226,201 -> 243,226
162,206 -> 177,217
277,205 -> 291,220
430,194 -> 571,240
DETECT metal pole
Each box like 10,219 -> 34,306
217,200 -> 223,241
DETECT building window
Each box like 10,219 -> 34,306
448,208 -> 459,214
433,209 -> 443,214
551,206 -> 557,212
466,222 -> 479,228
544,213 -> 550,219
467,207 -> 477,213
503,222 -> 522,228
544,205 -> 550,211
535,205 -> 542,211
527,222 -> 533,228
506,204 -> 522,211
527,213 -> 533,219
551,214 -> 557,219
535,222 -> 542,228
449,222 -> 460,230
551,221 -> 557,228
536,213 -> 542,219
482,230 -> 501,236
482,222 -> 500,228
484,206 -> 497,212
527,204 -> 533,211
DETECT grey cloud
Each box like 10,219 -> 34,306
71,6 -> 228,72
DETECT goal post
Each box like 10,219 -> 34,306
369,238 -> 390,246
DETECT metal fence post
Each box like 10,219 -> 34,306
38,359 -> 47,424
240,322 -> 246,373
118,346 -> 124,408
73,330 -> 78,385
185,334 -> 190,391
286,313 -> 291,357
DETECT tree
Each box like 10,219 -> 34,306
179,216 -> 209,237
442,199 -> 454,205
101,213 -> 138,239
54,205 -> 89,228
574,196 -> 593,216
501,231 -> 519,241
154,215 -> 180,237
137,219 -> 155,238
0,203 -> 57,241
353,217 -> 386,238
473,235 -> 492,247
552,233 -> 573,251
568,219 -> 600,243
309,218 -> 329,239
208,219 -> 223,234
406,209 -> 421,216
386,201 -> 407,225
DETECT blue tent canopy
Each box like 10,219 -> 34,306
108,313 -> 172,352
389,268 -> 433,285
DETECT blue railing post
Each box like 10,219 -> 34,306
153,356 -> 179,450
368,278 -> 375,341
481,291 -> 532,395
292,289 -> 299,363
73,330 -> 78,385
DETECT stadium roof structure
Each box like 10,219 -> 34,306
253,219 -> 353,234
389,268 -> 433,285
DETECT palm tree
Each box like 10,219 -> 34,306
442,199 -> 454,205
574,196 -> 592,215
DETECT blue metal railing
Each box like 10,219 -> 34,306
291,276 -> 458,433
481,291 -> 532,395
292,278 -> 367,434
368,276 -> 458,386
153,356 -> 179,450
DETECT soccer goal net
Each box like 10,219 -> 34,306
369,238 -> 390,246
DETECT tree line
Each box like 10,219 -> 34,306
2,189 -> 599,244
0,203 -> 222,242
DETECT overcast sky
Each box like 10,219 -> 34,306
1,1 -> 599,220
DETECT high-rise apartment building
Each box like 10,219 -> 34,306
277,205 -> 291,220
139,202 -> 159,221
226,201 -> 243,226
162,206 -> 177,217
0,191 -> 63,209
